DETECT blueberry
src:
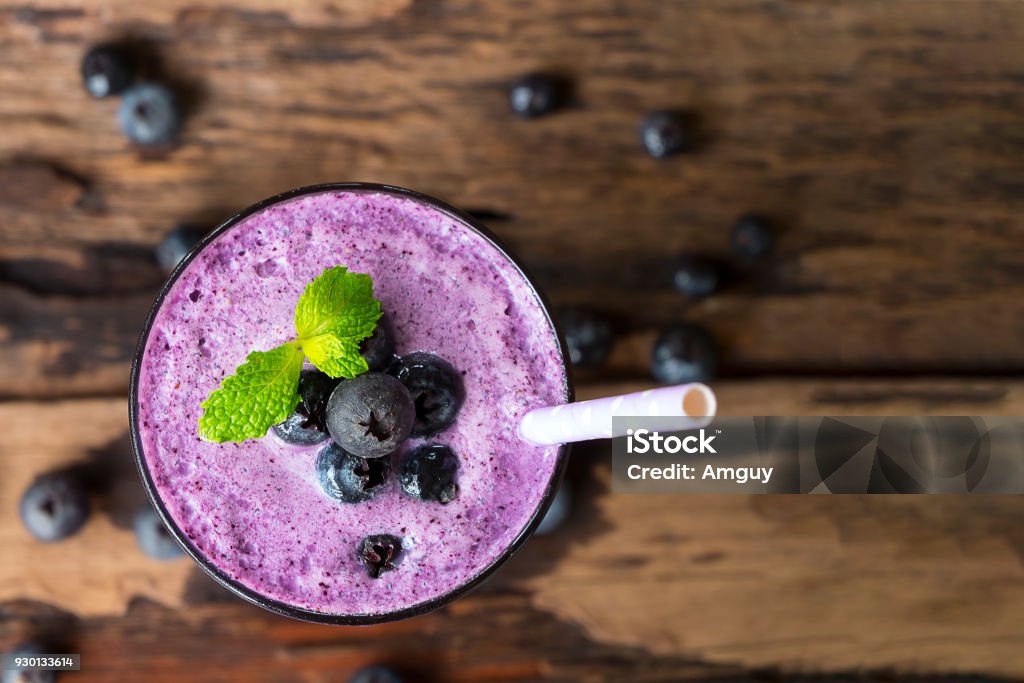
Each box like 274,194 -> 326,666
731,214 -> 775,260
358,534 -> 402,579
133,505 -> 183,560
360,314 -> 395,372
508,74 -> 564,118
536,481 -> 572,535
326,373 -> 414,458
81,44 -> 133,98
671,254 -> 719,299
557,308 -> 613,369
155,224 -> 206,273
19,473 -> 89,542
272,411 -> 328,446
390,353 -> 465,437
639,110 -> 694,158
3,643 -> 55,683
349,666 -> 404,683
399,444 -> 459,504
651,324 -> 718,385
316,442 -> 390,503
118,83 -> 181,146
273,369 -> 341,446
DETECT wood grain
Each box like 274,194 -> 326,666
4,1 -> 1024,679
3,1 -> 1024,397
0,598 -> 742,683
4,380 -> 1024,677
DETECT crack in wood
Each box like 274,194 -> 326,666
0,243 -> 164,297
0,161 -> 89,212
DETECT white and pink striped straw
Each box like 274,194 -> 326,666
518,383 -> 717,447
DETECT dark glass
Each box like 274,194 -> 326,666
129,183 -> 573,625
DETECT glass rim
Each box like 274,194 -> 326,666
128,182 -> 574,625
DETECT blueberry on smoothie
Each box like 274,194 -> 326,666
399,444 -> 459,504
81,44 -> 133,98
134,505 -> 184,560
19,473 -> 90,542
639,110 -> 694,158
651,324 -> 718,384
326,373 -> 414,458
508,74 -> 564,118
118,83 -> 181,145
349,666 -> 404,683
360,314 -> 396,371
272,410 -> 328,446
731,213 -> 775,260
316,442 -> 390,503
558,308 -> 614,369
273,369 -> 341,445
358,534 -> 402,579
671,254 -> 720,299
390,352 -> 465,436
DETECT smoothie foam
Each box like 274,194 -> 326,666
135,188 -> 568,617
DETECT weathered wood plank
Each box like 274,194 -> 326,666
3,1 -> 1024,397
3,380 -> 1024,676
0,598 -> 747,683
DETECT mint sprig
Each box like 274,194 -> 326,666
197,266 -> 382,443
197,343 -> 305,443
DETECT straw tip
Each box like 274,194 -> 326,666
681,382 -> 717,421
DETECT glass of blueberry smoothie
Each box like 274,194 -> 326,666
130,183 -> 572,624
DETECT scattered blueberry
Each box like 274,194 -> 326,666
731,213 -> 775,259
349,666 -> 404,683
536,481 -> 572,535
390,352 -> 465,437
3,643 -> 55,683
358,534 -> 402,579
19,473 -> 89,542
671,254 -> 720,299
651,324 -> 718,385
558,308 -> 614,369
399,444 -> 459,504
133,505 -> 183,560
326,373 -> 414,458
316,442 -> 390,504
118,83 -> 181,146
639,110 -> 694,158
360,314 -> 396,371
508,74 -> 564,118
273,369 -> 341,445
155,224 -> 206,273
81,44 -> 133,98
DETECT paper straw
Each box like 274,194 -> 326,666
518,383 -> 717,447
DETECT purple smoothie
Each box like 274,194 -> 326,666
134,187 -> 569,618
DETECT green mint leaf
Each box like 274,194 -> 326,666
302,332 -> 370,379
198,342 -> 305,443
294,266 -> 381,378
294,266 -> 381,342
195,265 -> 381,444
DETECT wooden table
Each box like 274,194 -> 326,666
3,1 -> 1024,680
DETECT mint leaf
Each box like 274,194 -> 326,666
196,265 -> 382,444
302,332 -> 369,379
294,266 -> 381,378
295,266 -> 381,342
198,342 -> 305,443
